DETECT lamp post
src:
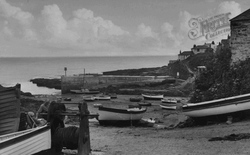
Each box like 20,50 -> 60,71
64,67 -> 67,76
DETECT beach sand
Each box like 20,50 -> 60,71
34,94 -> 250,155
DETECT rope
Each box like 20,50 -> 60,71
53,126 -> 79,149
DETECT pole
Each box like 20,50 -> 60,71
78,102 -> 91,155
64,67 -> 67,76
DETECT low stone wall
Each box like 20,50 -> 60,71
61,75 -> 168,94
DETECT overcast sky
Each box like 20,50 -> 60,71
0,0 -> 248,57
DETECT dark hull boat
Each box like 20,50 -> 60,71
142,94 -> 164,100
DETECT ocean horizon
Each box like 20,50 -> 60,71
0,55 -> 177,94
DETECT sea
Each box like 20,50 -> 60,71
0,55 -> 177,95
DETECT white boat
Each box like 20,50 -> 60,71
0,84 -> 51,155
142,94 -> 164,100
70,89 -> 100,94
160,98 -> 177,110
160,103 -> 176,110
97,106 -> 147,125
0,125 -> 51,155
83,96 -> 96,101
95,95 -> 111,100
182,93 -> 250,117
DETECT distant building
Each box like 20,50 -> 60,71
230,8 -> 250,62
178,50 -> 194,61
191,44 -> 213,54
221,35 -> 231,48
168,60 -> 178,64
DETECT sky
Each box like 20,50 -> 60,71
0,0 -> 249,57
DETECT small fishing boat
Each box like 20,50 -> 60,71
0,84 -> 51,155
97,106 -> 147,125
182,93 -> 250,117
70,89 -> 100,94
0,125 -> 51,155
142,94 -> 164,100
160,98 -> 177,110
83,96 -> 96,102
95,95 -> 111,100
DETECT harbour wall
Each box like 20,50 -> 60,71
61,75 -> 169,94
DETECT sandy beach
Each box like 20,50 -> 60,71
41,94 -> 250,155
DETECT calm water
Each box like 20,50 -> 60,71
0,56 -> 177,94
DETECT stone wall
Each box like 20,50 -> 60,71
231,20 -> 250,63
61,75 -> 168,94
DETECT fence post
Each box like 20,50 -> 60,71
78,102 -> 91,155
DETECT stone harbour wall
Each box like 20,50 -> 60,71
61,75 -> 168,94
231,20 -> 250,63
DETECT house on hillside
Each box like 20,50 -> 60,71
221,35 -> 231,48
191,44 -> 213,54
230,8 -> 250,62
178,50 -> 194,61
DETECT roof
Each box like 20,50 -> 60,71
192,45 -> 211,49
178,51 -> 194,56
230,8 -> 250,22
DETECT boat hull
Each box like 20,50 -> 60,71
98,106 -> 147,125
95,96 -> 111,100
70,90 -> 99,94
0,125 -> 51,155
160,103 -> 176,110
142,94 -> 164,100
182,93 -> 250,117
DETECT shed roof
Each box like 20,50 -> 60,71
178,51 -> 194,56
230,8 -> 250,22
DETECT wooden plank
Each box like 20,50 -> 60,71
0,105 -> 17,112
0,93 -> 16,100
78,102 -> 91,155
0,84 -> 20,135
0,102 -> 16,109
0,97 -> 17,104
0,109 -> 17,117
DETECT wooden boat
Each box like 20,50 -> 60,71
160,98 -> 177,110
83,96 -> 96,101
70,89 -> 100,94
0,84 -> 51,154
0,125 -> 51,155
142,94 -> 164,100
95,95 -> 111,100
182,93 -> 250,117
97,106 -> 147,125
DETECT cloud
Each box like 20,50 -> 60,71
161,22 -> 183,47
217,1 -> 241,19
136,23 -> 157,38
0,0 -> 36,40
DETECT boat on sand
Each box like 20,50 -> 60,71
182,93 -> 250,117
0,84 -> 51,155
95,95 -> 111,100
70,89 -> 100,94
97,106 -> 147,126
142,94 -> 164,100
0,125 -> 51,155
160,98 -> 177,110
